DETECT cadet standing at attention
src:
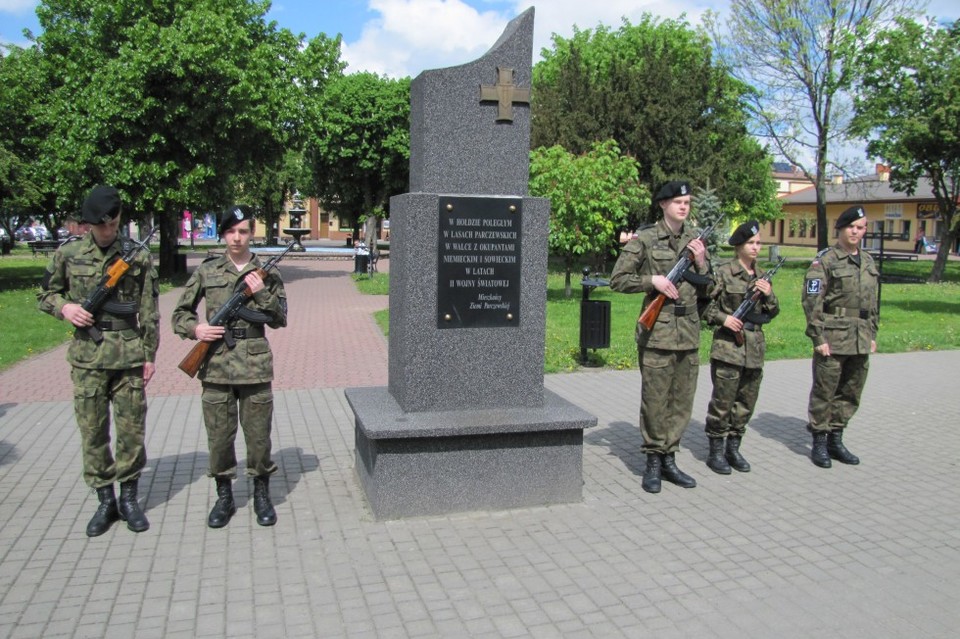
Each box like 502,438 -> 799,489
610,181 -> 712,494
802,205 -> 878,468
703,221 -> 780,474
172,205 -> 287,527
38,185 -> 159,536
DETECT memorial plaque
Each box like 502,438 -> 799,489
438,196 -> 522,328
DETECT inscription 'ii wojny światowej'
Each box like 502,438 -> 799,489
437,197 -> 522,329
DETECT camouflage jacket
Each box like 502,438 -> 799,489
37,233 -> 160,369
171,254 -> 287,384
610,219 -> 712,351
704,259 -> 780,369
802,245 -> 879,355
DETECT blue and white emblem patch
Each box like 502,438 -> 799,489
805,279 -> 822,294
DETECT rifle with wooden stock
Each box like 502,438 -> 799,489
177,243 -> 293,378
78,226 -> 158,344
727,256 -> 786,346
637,214 -> 725,333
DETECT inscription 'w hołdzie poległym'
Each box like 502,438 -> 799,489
438,197 -> 522,328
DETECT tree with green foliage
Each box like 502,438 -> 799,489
710,0 -> 912,251
530,139 -> 648,297
851,18 -> 960,283
0,45 -> 51,240
304,72 -> 410,240
692,183 -> 726,257
532,15 -> 778,229
31,0 -> 341,275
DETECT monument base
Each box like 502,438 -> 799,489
345,387 -> 596,520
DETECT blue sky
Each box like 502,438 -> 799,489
2,0 -> 957,77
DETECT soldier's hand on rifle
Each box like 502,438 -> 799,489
723,315 -> 744,333
652,275 -> 679,299
687,238 -> 707,268
62,303 -> 94,328
195,323 -> 226,342
244,271 -> 265,294
754,278 -> 772,296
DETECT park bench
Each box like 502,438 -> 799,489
27,240 -> 61,258
868,251 -> 917,262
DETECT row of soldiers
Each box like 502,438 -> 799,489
39,181 -> 877,536
38,186 -> 286,536
610,180 -> 879,493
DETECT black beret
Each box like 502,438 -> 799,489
728,220 -> 761,246
81,185 -> 122,224
835,205 -> 866,228
219,205 -> 254,235
653,180 -> 691,202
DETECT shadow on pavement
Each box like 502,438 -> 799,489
750,412 -> 810,458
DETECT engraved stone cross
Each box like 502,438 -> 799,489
479,67 -> 531,123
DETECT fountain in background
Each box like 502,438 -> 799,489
283,195 -> 309,252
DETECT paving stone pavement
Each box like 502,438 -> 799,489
1,254 -> 958,638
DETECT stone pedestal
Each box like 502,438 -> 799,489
346,8 -> 596,519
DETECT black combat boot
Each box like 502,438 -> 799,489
641,453 -> 662,494
661,453 -> 697,488
118,480 -> 150,532
725,435 -> 751,472
86,485 -> 120,537
706,437 -> 731,474
252,476 -> 277,526
827,430 -> 860,465
810,432 -> 832,468
207,477 -> 237,529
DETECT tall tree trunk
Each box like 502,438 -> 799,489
157,210 -> 182,278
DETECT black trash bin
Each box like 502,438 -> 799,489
354,254 -> 369,274
579,268 -> 611,365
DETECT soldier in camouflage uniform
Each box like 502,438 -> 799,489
172,206 -> 287,527
610,181 -> 712,494
802,205 -> 878,468
703,221 -> 780,474
38,185 -> 159,536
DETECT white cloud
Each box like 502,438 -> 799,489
342,0 -> 510,77
0,0 -> 36,13
341,0 -> 727,77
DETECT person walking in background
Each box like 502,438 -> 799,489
610,180 -> 712,493
172,205 -> 287,528
37,185 -> 159,536
703,221 -> 780,474
802,205 -> 879,468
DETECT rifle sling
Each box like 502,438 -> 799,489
682,270 -> 712,286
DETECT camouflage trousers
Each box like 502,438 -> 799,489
705,360 -> 764,438
638,347 -> 700,454
200,381 -> 278,478
70,366 -> 147,488
807,352 -> 870,433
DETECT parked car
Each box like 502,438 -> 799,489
15,227 -> 36,241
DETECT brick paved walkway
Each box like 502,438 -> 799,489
1,253 -> 958,638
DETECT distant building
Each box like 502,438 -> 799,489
273,196 -> 388,245
772,162 -> 813,197
764,164 -> 944,253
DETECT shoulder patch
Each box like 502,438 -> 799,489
805,279 -> 822,295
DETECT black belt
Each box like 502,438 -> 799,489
742,322 -> 759,332
229,326 -> 264,340
824,306 -> 870,320
661,303 -> 695,317
74,318 -> 139,340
